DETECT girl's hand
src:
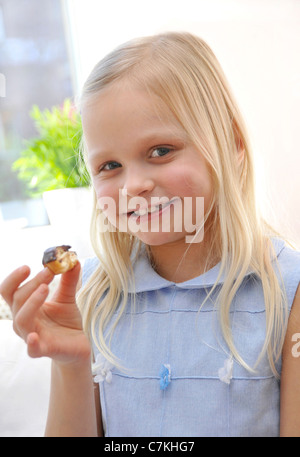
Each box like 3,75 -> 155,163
0,263 -> 91,366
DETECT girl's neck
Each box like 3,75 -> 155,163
148,233 -> 218,283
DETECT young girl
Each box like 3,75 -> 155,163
1,32 -> 300,437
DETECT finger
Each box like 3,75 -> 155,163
27,332 -> 53,359
52,262 -> 81,304
27,332 -> 47,359
12,267 -> 54,315
0,265 -> 31,306
13,283 -> 49,338
26,332 -> 40,357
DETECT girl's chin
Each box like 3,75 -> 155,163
128,231 -> 190,246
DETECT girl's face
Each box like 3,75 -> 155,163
82,83 -> 213,247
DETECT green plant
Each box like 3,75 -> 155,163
12,99 -> 90,198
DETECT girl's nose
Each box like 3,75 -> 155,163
122,169 -> 155,197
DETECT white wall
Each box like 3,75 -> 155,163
64,0 -> 300,246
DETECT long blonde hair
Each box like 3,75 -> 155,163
77,32 -> 288,376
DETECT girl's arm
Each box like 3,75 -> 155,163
280,283 -> 300,436
45,358 -> 101,437
0,264 -> 102,437
45,270 -> 102,436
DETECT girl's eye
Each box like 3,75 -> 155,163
100,161 -> 122,171
151,147 -> 172,158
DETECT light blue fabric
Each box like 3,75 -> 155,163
82,238 -> 300,437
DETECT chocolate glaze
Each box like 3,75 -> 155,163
42,245 -> 71,265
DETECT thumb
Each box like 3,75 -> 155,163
52,262 -> 81,304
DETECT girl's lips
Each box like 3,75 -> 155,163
125,197 -> 170,216
126,197 -> 180,221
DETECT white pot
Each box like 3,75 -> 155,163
43,187 -> 94,258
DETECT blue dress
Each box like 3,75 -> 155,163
82,238 -> 300,437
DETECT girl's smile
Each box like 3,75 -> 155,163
123,195 -> 185,235
82,82 -> 213,248
125,195 -> 180,221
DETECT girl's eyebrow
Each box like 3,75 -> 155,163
87,150 -> 114,168
88,128 -> 187,161
88,149 -> 108,161
138,124 -> 188,143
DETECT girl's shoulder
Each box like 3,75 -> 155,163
273,238 -> 300,309
275,238 -> 300,279
81,256 -> 100,286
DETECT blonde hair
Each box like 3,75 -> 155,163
77,32 -> 288,376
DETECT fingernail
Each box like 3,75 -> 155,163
18,265 -> 30,274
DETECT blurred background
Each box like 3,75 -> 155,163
0,0 -> 299,286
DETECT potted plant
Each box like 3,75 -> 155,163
12,98 -> 90,196
12,100 -> 93,255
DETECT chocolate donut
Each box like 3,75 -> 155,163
42,245 -> 78,274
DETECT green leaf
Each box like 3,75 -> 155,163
11,99 -> 90,197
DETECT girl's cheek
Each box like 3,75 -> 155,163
163,173 -> 193,197
93,183 -> 120,227
93,181 -> 116,200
